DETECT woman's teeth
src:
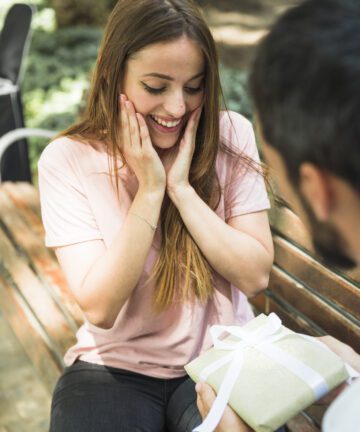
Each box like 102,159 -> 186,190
151,115 -> 181,128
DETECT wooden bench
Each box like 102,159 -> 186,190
0,181 -> 359,431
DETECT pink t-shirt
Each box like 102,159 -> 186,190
38,111 -> 270,378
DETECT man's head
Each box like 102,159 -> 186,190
250,0 -> 360,268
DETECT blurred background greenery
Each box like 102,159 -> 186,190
0,0 -> 252,178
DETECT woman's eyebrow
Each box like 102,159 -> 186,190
141,72 -> 204,81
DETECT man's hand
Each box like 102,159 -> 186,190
196,382 -> 253,432
315,335 -> 360,405
318,335 -> 360,372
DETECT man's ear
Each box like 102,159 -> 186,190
298,163 -> 333,221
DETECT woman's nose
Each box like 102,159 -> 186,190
163,91 -> 187,118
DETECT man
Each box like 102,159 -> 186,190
196,0 -> 360,430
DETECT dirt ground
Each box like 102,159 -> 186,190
198,0 -> 301,70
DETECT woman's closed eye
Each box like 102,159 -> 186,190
142,83 -> 165,94
141,82 -> 203,95
185,85 -> 203,94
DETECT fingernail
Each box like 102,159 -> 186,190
195,382 -> 202,393
120,94 -> 125,103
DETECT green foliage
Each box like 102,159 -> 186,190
23,26 -> 102,127
22,26 -> 102,175
23,26 -> 101,95
220,65 -> 253,120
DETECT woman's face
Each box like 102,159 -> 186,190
122,35 -> 205,150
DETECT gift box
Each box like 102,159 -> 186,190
185,313 -> 349,432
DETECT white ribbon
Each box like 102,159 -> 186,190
193,313 -> 332,432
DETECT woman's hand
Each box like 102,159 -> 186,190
163,106 -> 202,198
196,382 -> 253,432
120,94 -> 166,194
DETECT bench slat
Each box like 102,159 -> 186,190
273,235 -> 360,320
0,226 -> 76,358
270,205 -> 313,251
0,187 -> 83,328
304,405 -> 326,429
0,274 -> 61,393
3,181 -> 42,218
269,266 -> 360,352
269,205 -> 360,283
251,293 -> 324,337
286,413 -> 319,432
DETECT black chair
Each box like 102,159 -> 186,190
0,128 -> 56,182
0,3 -> 36,182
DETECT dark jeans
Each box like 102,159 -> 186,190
50,360 -> 201,432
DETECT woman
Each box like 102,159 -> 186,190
38,1 -> 274,431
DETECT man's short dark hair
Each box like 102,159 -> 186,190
250,0 -> 360,193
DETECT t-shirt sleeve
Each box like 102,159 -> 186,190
220,111 -> 271,220
38,138 -> 102,247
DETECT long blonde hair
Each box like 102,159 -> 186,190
61,0 -> 254,310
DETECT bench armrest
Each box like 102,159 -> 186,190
0,128 -> 57,181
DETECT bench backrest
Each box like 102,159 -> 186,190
251,203 -> 360,351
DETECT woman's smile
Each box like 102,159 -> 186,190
147,114 -> 184,135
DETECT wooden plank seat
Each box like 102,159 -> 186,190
0,182 -> 359,431
0,182 -> 83,394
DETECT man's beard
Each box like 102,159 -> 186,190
299,194 -> 357,270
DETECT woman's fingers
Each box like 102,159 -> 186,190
125,100 -> 141,149
177,106 -> 202,161
136,113 -> 153,153
120,94 -> 132,148
183,106 -> 202,144
120,94 -> 142,150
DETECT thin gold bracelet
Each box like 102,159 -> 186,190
129,212 -> 157,231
